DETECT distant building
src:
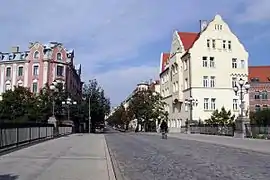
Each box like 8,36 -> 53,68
0,42 -> 83,99
249,66 -> 270,112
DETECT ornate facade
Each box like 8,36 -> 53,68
0,42 -> 83,99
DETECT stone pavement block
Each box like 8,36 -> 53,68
0,134 -> 115,180
168,133 -> 270,154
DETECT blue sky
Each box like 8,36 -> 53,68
1,0 -> 270,106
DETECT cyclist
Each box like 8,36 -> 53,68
160,120 -> 168,139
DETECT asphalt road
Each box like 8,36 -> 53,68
105,129 -> 270,180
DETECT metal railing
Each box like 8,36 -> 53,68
180,125 -> 234,136
246,125 -> 270,139
0,126 -> 73,150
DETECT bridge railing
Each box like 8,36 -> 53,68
180,125 -> 234,136
0,123 -> 73,150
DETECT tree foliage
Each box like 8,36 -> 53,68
107,89 -> 167,132
250,109 -> 270,126
81,79 -> 110,132
0,79 -> 110,133
205,107 -> 235,126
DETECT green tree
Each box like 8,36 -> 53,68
82,79 -> 110,133
250,109 -> 270,126
205,106 -> 235,126
0,86 -> 40,122
129,89 -> 166,132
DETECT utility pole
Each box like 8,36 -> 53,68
88,96 -> 91,133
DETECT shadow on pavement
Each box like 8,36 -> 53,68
0,174 -> 19,180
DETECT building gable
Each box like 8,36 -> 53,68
190,14 -> 248,55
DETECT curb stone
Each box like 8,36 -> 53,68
105,136 -> 129,180
103,136 -> 116,180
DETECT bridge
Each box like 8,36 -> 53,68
1,127 -> 270,180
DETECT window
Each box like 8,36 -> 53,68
33,65 -> 39,76
56,65 -> 64,76
6,67 -> 11,77
18,66 -> 23,76
57,53 -> 62,60
32,82 -> 38,93
202,57 -> 207,67
184,78 -> 188,89
185,104 -> 188,111
184,60 -> 187,70
255,105 -> 260,112
232,77 -> 237,87
211,98 -> 216,110
254,91 -> 260,99
233,99 -> 238,110
203,76 -> 208,87
228,41 -> 231,50
212,39 -> 216,49
33,51 -> 39,59
204,98 -> 209,110
240,60 -> 245,68
207,39 -> 210,48
223,40 -> 226,49
232,58 -> 237,68
210,76 -> 215,87
5,83 -> 11,91
210,57 -> 215,67
261,91 -> 268,100
18,82 -> 23,87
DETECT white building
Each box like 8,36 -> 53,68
159,14 -> 249,132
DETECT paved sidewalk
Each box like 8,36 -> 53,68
0,134 -> 115,180
168,133 -> 270,154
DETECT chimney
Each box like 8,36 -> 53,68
11,46 -> 19,53
200,20 -> 208,32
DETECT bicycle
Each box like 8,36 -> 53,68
161,130 -> 167,139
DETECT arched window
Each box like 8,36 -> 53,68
57,53 -> 62,60
34,51 -> 39,59
255,105 -> 261,112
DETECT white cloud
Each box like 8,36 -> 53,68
235,0 -> 270,23
1,0 -> 264,105
94,65 -> 158,106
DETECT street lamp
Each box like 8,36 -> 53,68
184,96 -> 198,134
62,97 -> 77,122
49,81 -> 58,116
83,93 -> 92,133
233,78 -> 250,117
233,78 -> 250,138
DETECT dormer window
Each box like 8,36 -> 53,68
33,51 -> 39,59
251,77 -> 260,82
57,53 -> 62,60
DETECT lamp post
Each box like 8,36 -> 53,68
233,78 -> 250,138
62,97 -> 77,122
49,81 -> 58,116
184,96 -> 198,134
83,93 -> 91,133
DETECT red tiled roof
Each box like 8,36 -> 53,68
177,32 -> 199,51
249,66 -> 270,83
161,52 -> 170,72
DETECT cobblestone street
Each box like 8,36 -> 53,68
105,131 -> 270,180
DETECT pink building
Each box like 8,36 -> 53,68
0,42 -> 83,98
